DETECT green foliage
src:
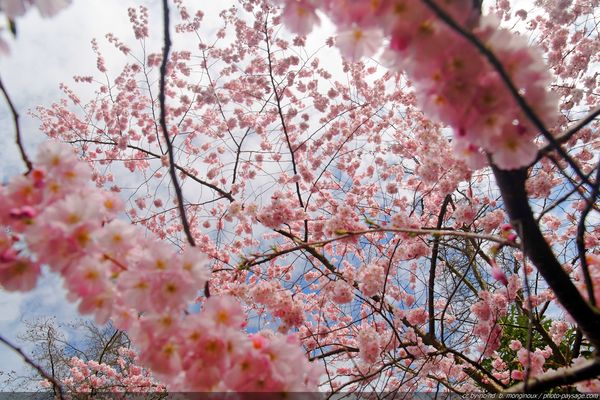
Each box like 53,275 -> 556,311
483,306 -> 582,392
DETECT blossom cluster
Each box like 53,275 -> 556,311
0,142 -> 321,392
470,288 -> 514,357
257,191 -> 307,228
276,0 -> 558,169
41,347 -> 165,393
250,281 -> 306,332
357,263 -> 385,297
357,326 -> 381,364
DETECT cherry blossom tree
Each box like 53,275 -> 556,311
46,347 -> 166,397
0,0 -> 599,395
2,317 -> 164,396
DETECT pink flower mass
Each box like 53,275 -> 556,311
0,142 -> 320,391
0,0 -> 599,395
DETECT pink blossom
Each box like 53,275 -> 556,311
489,130 -> 539,170
509,340 -> 522,351
152,269 -> 196,312
77,290 -> 114,324
357,326 -> 381,364
491,266 -> 509,286
407,308 -> 428,326
63,256 -> 109,298
203,296 -> 246,329
0,0 -> 26,18
517,347 -> 546,377
34,0 -> 71,17
358,263 -> 385,296
0,257 -> 41,291
336,27 -> 383,60
330,280 -> 354,304
281,0 -> 320,36
9,205 -> 37,220
181,247 -> 209,287
452,139 -> 486,169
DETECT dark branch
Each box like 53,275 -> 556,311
0,76 -> 32,173
308,346 -> 359,361
492,165 -> 600,350
550,105 -> 600,149
576,163 -> 600,307
264,19 -> 304,210
160,0 -> 195,248
428,194 -> 451,340
67,139 -> 234,202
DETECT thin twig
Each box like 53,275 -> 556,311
264,17 -> 304,209
536,178 -> 589,222
0,76 -> 32,173
67,139 -> 234,202
241,226 -> 515,269
308,345 -> 359,361
518,220 -> 534,391
339,227 -> 515,246
533,105 -> 600,165
551,105 -> 600,148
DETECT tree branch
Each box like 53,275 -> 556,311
160,0 -> 195,248
67,139 -> 234,202
492,165 -> 600,350
263,18 -> 304,210
576,163 -> 600,307
548,105 -> 600,150
0,334 -> 64,399
505,357 -> 600,393
308,345 -> 359,361
0,76 -> 32,173
428,194 -> 451,340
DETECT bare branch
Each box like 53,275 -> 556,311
264,18 -> 304,210
159,0 -> 195,248
308,345 -> 359,361
0,76 -> 32,173
67,139 -> 234,202
549,105 -> 600,149
0,334 -> 64,399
